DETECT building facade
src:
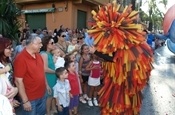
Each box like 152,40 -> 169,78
16,0 -> 109,31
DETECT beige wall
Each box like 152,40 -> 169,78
18,1 -> 95,31
17,0 -> 113,31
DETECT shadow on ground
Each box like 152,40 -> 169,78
140,45 -> 175,115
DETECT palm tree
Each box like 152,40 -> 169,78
117,0 -> 136,10
140,0 -> 167,31
0,0 -> 20,41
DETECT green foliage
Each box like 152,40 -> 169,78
139,0 -> 167,31
0,0 -> 21,41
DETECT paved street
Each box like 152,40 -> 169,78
140,45 -> 175,115
16,45 -> 175,115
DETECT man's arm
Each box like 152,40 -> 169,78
15,77 -> 32,111
15,78 -> 28,103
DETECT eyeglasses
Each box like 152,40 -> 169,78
61,35 -> 66,37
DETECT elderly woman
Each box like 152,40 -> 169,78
40,35 -> 57,115
0,36 -> 19,113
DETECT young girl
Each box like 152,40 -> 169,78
86,54 -> 102,106
53,67 -> 70,115
78,44 -> 91,102
65,61 -> 80,115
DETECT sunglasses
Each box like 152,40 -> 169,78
78,37 -> 83,40
49,42 -> 54,45
61,35 -> 66,37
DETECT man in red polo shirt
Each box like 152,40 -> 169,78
14,34 -> 50,115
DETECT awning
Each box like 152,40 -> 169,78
21,8 -> 55,14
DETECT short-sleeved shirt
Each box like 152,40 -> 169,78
53,79 -> 70,107
13,48 -> 46,100
68,72 -> 80,95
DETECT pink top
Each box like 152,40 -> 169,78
91,61 -> 101,78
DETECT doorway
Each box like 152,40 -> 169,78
77,10 -> 87,29
26,13 -> 46,31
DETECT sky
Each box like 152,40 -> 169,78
140,0 -> 175,14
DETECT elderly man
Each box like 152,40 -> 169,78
14,34 -> 51,115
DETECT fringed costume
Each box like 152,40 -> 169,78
87,2 -> 153,115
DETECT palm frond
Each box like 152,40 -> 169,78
0,0 -> 20,41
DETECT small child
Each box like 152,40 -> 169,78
53,67 -> 71,115
0,63 -> 15,114
86,54 -> 102,106
0,63 -> 13,103
64,53 -> 86,104
67,36 -> 79,55
52,48 -> 65,69
65,61 -> 80,115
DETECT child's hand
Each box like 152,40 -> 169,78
70,93 -> 73,98
4,65 -> 11,72
46,85 -> 52,95
12,99 -> 20,108
57,105 -> 63,112
5,87 -> 18,99
89,46 -> 96,54
75,45 -> 79,50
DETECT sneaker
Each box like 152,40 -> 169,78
79,96 -> 86,104
93,98 -> 98,106
88,100 -> 93,106
83,94 -> 89,100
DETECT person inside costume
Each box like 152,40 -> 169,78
87,1 -> 153,115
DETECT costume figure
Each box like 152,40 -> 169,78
88,2 -> 153,114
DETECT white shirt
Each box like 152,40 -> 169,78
67,44 -> 76,53
54,57 -> 65,69
53,79 -> 71,107
0,94 -> 13,115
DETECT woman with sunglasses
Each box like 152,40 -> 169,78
0,36 -> 20,114
40,36 -> 57,115
55,31 -> 70,57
